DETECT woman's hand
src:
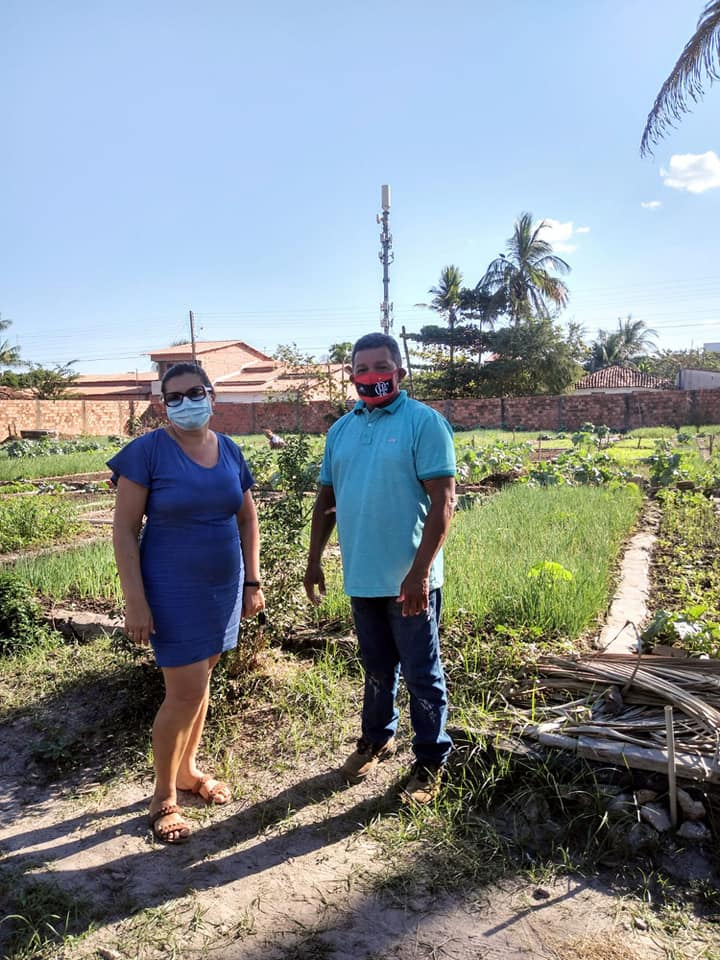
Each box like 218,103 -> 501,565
124,597 -> 155,646
242,584 -> 265,619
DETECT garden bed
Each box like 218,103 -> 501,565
2,432 -> 720,958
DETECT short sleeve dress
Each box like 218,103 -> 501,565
107,429 -> 254,667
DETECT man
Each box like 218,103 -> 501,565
304,332 -> 456,804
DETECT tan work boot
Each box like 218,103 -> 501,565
341,736 -> 396,784
400,763 -> 444,805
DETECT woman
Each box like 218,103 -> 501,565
109,362 -> 264,844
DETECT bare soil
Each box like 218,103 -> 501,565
1,645 -> 714,960
2,500 -> 720,959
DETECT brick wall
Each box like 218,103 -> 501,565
2,390 -> 719,439
0,399 -> 153,439
437,390 -> 720,431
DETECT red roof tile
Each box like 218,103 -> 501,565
574,366 -> 674,391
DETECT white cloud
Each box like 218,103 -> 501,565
538,218 -> 584,254
641,200 -> 662,209
660,151 -> 720,193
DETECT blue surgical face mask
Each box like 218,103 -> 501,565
166,395 -> 212,431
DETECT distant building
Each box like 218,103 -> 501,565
149,340 -> 271,385
573,366 -> 674,393
71,340 -> 354,405
74,371 -> 157,400
703,342 -> 720,353
676,368 -> 720,390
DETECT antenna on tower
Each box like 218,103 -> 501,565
377,185 -> 394,334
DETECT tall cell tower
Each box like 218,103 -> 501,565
377,184 -> 394,334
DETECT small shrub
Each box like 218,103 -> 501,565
0,495 -> 84,553
0,572 -> 56,654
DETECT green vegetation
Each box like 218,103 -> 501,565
1,427 -> 719,957
0,570 -> 58,655
0,876 -> 95,959
645,489 -> 720,657
443,483 -> 642,634
6,541 -> 123,607
0,495 -> 86,553
0,448 -> 118,482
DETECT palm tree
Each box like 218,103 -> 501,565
616,315 -> 658,356
588,316 -> 658,370
0,316 -> 22,367
478,213 -> 571,324
428,265 -> 463,370
640,1 -> 720,157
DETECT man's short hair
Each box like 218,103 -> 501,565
351,333 -> 402,368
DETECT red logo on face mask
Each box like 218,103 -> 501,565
354,371 -> 400,406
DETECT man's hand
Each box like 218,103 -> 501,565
304,561 -> 327,606
397,571 -> 430,617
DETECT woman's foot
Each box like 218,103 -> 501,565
178,772 -> 232,805
148,802 -> 191,844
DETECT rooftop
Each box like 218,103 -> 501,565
574,366 -> 674,391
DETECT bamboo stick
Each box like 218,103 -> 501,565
665,705 -> 678,827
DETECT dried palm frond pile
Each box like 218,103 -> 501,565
515,652 -> 720,783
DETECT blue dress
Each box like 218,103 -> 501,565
107,429 -> 254,667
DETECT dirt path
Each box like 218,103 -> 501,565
0,710 -> 698,960
1,505 -> 718,959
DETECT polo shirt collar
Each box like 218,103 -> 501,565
352,390 -> 408,416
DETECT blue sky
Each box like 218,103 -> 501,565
2,0 -> 720,374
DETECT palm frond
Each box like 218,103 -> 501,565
641,0 -> 720,157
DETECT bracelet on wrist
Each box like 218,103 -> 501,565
243,580 -> 261,588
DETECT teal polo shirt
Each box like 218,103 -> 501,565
319,391 -> 456,597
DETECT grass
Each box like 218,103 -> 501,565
447,484 -> 642,635
0,495 -> 86,554
1,430 -> 719,957
4,540 -> 123,606
0,449 -> 119,482
272,641 -> 362,758
0,876 -> 96,959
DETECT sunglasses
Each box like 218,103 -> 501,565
162,385 -> 212,407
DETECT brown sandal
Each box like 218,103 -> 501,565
191,774 -> 232,805
149,803 -> 191,844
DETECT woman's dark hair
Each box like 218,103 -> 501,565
160,362 -> 213,395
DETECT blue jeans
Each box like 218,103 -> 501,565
350,589 -> 452,767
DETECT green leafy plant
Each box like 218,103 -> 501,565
0,495 -> 84,553
222,433 -> 322,684
527,561 -> 574,583
642,606 -> 720,658
0,571 -> 57,655
456,441 -> 530,483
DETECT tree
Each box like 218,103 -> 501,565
410,266 -> 493,399
587,316 -> 658,371
477,213 -> 571,325
641,1 -> 720,157
326,342 -> 352,365
26,363 -> 79,399
639,347 -> 720,380
427,266 -> 463,395
0,316 -> 22,368
479,317 -> 585,397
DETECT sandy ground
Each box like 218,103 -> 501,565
0,717 -> 700,960
1,505 -> 717,959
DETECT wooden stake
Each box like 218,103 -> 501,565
665,705 -> 678,827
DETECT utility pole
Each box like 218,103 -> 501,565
377,184 -> 394,334
189,310 -> 197,364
